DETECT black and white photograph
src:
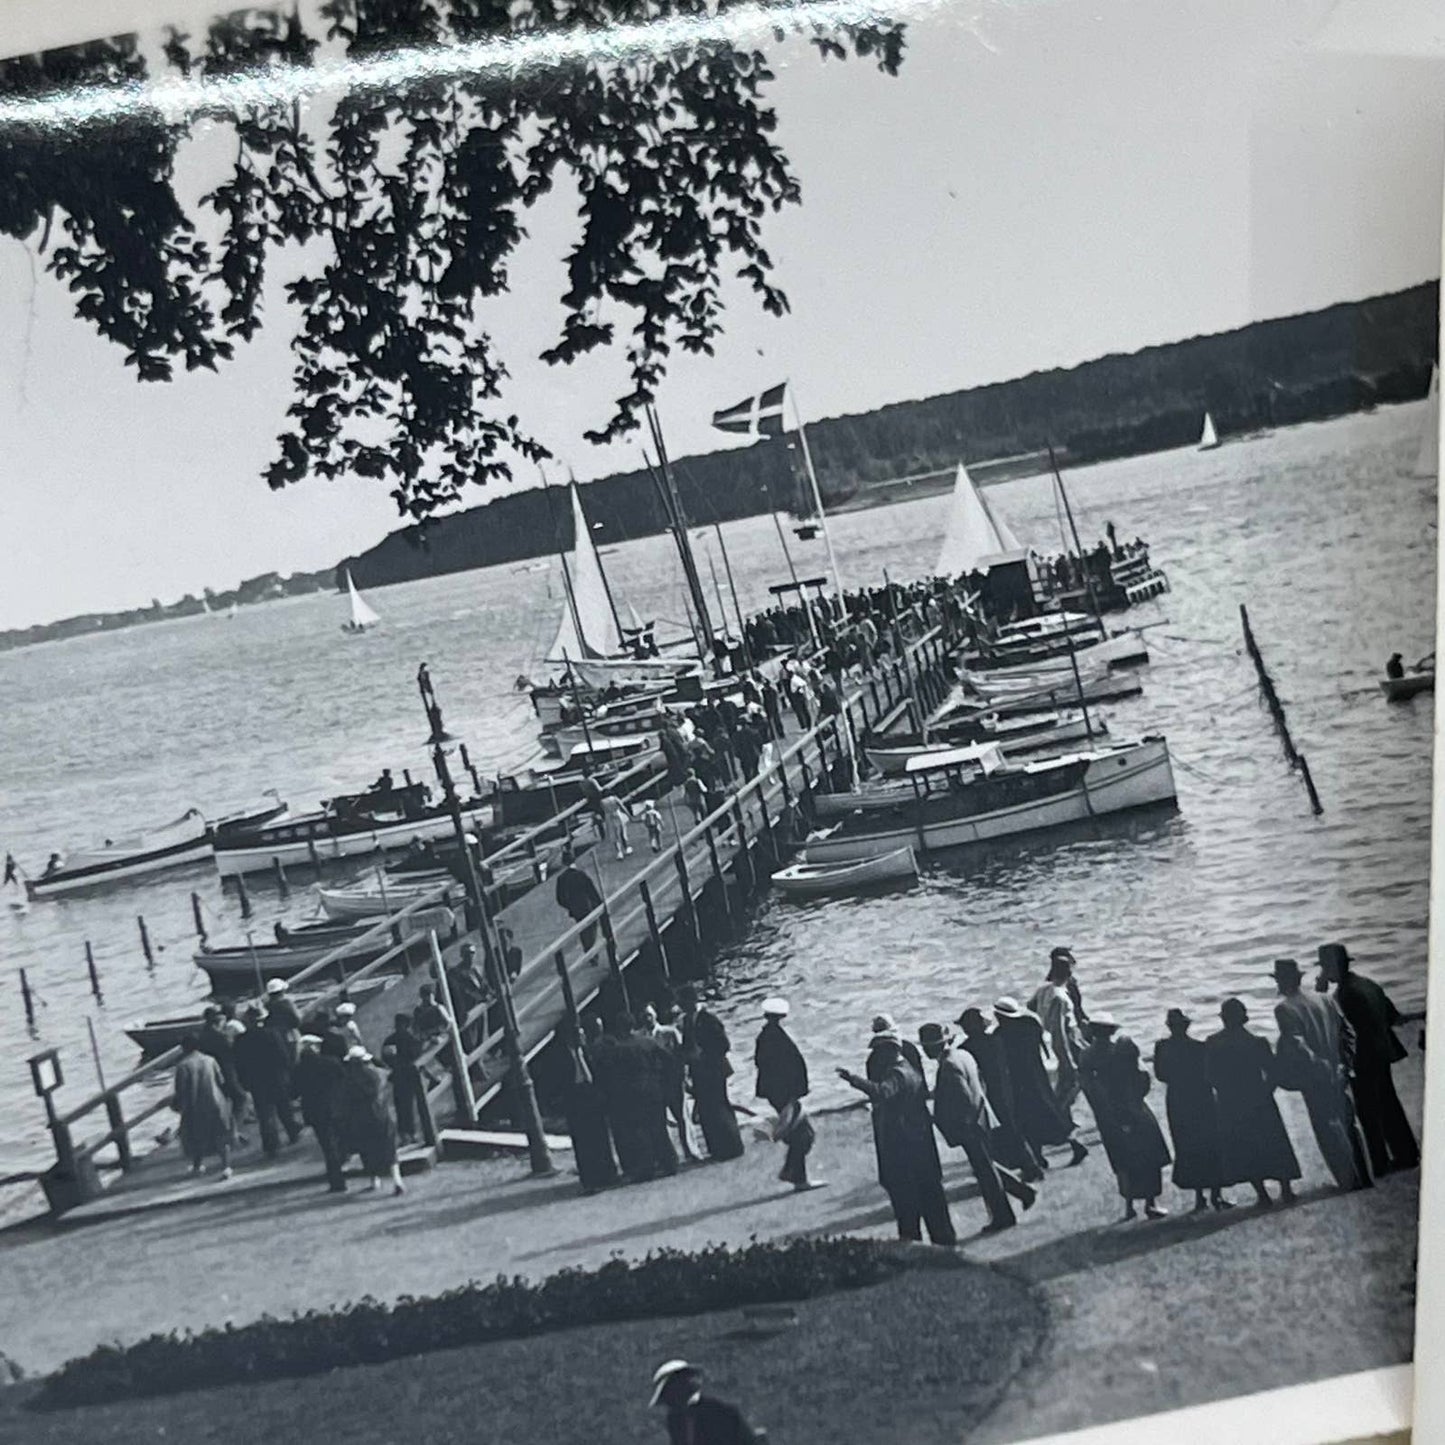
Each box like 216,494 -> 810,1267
0,0 -> 1439,1440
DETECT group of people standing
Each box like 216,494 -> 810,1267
171,978 -> 442,1197
834,941 -> 1417,1243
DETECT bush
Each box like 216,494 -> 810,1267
38,1236 -> 905,1408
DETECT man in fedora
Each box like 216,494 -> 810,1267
1029,949 -> 1087,1112
920,1022 -> 1036,1233
1272,957 -> 1370,1191
839,1021 -> 957,1246
1318,943 -> 1418,1175
649,1359 -> 762,1443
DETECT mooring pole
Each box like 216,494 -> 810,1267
1239,602 -> 1323,815
191,892 -> 207,943
137,915 -> 155,968
85,941 -> 102,1001
19,968 -> 35,1028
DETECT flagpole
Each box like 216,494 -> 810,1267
787,382 -> 844,601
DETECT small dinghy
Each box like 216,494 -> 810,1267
1381,669 -> 1434,702
771,846 -> 918,899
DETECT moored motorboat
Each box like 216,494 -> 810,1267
771,846 -> 917,898
26,796 -> 288,900
802,736 -> 1177,863
957,671 -> 1143,715
864,710 -> 1103,776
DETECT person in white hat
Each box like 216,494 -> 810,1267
648,1359 -> 762,1442
333,1000 -> 364,1051
753,999 -> 823,1192
263,977 -> 303,1062
339,1044 -> 405,1196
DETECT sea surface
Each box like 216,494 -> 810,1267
0,403 -> 1436,1182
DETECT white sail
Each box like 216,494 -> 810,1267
344,569 -> 381,631
978,487 -> 1022,551
1198,412 -> 1220,450
1411,365 -> 1438,478
936,463 -> 1008,576
547,483 -> 623,663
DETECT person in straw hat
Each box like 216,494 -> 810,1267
838,1018 -> 956,1246
1271,957 -> 1370,1191
920,1021 -> 1035,1233
648,1359 -> 762,1443
753,998 -> 823,1191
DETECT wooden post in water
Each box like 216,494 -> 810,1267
271,857 -> 290,900
85,942 -> 102,1002
307,838 -> 323,881
638,880 -> 671,982
137,915 -> 155,968
233,872 -> 252,919
1239,603 -> 1323,815
19,968 -> 35,1028
191,892 -> 207,943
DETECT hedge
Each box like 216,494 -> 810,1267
38,1236 -> 906,1408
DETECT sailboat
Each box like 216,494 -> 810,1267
936,463 -> 1016,576
1410,366 -> 1438,478
1198,412 -> 1221,451
546,482 -> 696,689
341,569 -> 381,635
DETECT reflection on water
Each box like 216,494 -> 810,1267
0,403 -> 1435,1160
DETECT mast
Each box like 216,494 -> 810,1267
645,405 -> 715,654
1045,444 -> 1097,748
542,476 -> 589,662
769,502 -> 820,650
569,473 -> 624,643
712,520 -> 751,666
788,382 -> 845,599
640,449 -> 707,660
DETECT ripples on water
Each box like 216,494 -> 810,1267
0,405 -> 1435,1162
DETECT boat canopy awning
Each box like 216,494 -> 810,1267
904,741 -> 1007,775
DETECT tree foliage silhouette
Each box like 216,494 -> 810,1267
0,2 -> 905,518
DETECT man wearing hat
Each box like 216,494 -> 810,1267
992,998 -> 1087,1169
1272,958 -> 1370,1191
957,1008 -> 1043,1182
1152,1008 -> 1229,1211
753,999 -> 820,1191
232,1002 -> 302,1157
649,1359 -> 762,1443
920,1022 -> 1035,1233
1029,949 -> 1087,1112
294,1032 -> 349,1193
838,1022 -> 957,1246
1318,943 -> 1418,1175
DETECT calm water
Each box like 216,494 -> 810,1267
0,403 -> 1435,1174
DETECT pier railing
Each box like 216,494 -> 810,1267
39,885 -> 460,1199
417,624 -> 956,1123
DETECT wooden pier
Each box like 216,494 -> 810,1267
25,617 -> 962,1212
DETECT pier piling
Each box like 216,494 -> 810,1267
271,857 -> 290,899
1240,603 -> 1324,815
137,915 -> 155,969
190,891 -> 207,943
232,871 -> 252,919
85,942 -> 102,1002
307,839 -> 323,881
19,967 -> 35,1028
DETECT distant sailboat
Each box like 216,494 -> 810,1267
936,463 -> 1013,577
1198,412 -> 1221,451
1410,366 -> 1438,478
341,569 -> 381,635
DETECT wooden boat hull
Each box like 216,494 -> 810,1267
960,673 -> 1143,716
1380,672 -> 1434,701
772,847 -> 917,897
213,804 -> 490,878
865,714 -> 1099,777
965,630 -> 1147,675
316,882 -> 460,921
802,739 -> 1177,862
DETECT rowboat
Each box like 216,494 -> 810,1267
771,846 -> 917,898
958,671 -> 1143,716
864,711 -> 1102,777
1381,669 -> 1434,701
316,876 -> 461,921
26,797 -> 287,900
801,736 -> 1177,863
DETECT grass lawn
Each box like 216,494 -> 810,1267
0,1253 -> 1042,1445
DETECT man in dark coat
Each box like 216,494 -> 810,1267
628,1015 -> 682,1182
921,1022 -> 1035,1233
678,986 -> 744,1162
992,998 -> 1088,1168
1272,958 -> 1371,1191
1152,1007 -> 1229,1211
838,1025 -> 956,1245
1319,943 -> 1418,1175
294,1034 -> 349,1192
380,1013 -> 426,1145
198,1006 -> 247,1114
554,847 -> 604,952
650,1360 -> 761,1444
233,1005 -> 302,1156
1205,997 -> 1301,1208
753,998 -> 819,1190
558,1018 -> 618,1194
957,1008 -> 1042,1181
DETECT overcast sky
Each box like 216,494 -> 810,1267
0,0 -> 1442,629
